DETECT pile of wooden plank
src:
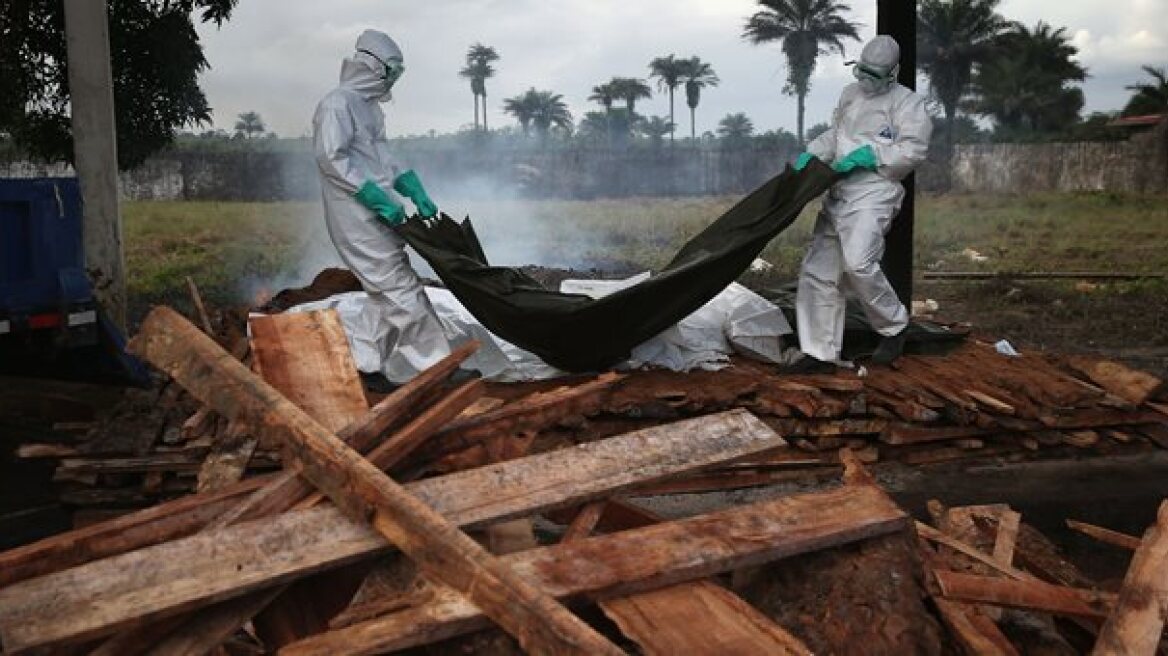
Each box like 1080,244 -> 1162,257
22,320 -> 1168,515
1,306 -> 1165,654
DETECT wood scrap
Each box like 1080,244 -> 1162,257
1065,356 -> 1163,405
601,581 -> 813,656
562,501 -> 814,656
195,419 -> 259,493
1092,500 -> 1168,655
0,407 -> 785,653
934,570 -> 1114,619
279,484 -> 906,656
125,307 -> 624,656
1066,519 -> 1141,551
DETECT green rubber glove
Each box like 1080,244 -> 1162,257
794,152 -> 816,171
392,169 -> 438,218
354,180 -> 407,226
833,145 -> 879,174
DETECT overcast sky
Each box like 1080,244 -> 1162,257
194,0 -> 1168,139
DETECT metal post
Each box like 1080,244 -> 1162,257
64,0 -> 127,331
877,0 -> 916,307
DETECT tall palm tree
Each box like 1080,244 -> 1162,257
918,0 -> 1013,156
1123,66 -> 1168,117
678,57 -> 719,139
743,0 -> 860,145
648,55 -> 688,141
459,44 -> 500,131
588,82 -> 617,113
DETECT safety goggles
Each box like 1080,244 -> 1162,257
358,48 -> 405,86
850,61 -> 894,83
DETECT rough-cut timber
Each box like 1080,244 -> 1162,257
1066,356 -> 1163,405
0,474 -> 271,588
934,570 -> 1114,619
247,310 -> 374,646
1066,520 -> 1141,551
121,307 -> 621,656
602,579 -> 812,655
409,372 -> 623,466
0,344 -> 479,590
1092,500 -> 1168,656
0,407 -> 783,653
562,501 -> 812,655
280,484 -> 908,656
248,310 -> 369,433
918,541 -> 1020,656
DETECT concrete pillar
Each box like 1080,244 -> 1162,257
64,0 -> 126,331
877,0 -> 917,308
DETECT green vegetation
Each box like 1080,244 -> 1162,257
123,192 -> 1168,315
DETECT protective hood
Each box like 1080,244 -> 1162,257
340,30 -> 404,102
849,35 -> 900,96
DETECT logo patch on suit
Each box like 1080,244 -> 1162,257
877,125 -> 895,140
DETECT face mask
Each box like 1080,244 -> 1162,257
358,49 -> 405,102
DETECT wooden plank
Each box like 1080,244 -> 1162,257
142,399 -> 758,656
881,423 -> 990,445
992,509 -> 1021,567
935,598 -> 1019,656
916,522 -> 1029,581
601,581 -> 812,655
407,372 -> 623,465
124,308 -> 621,656
1092,500 -> 1168,656
0,408 -> 784,652
0,345 -> 478,595
195,420 -> 259,493
570,501 -> 813,656
917,540 -> 1019,656
1066,520 -> 1141,551
279,484 -> 908,656
246,310 -> 375,646
1065,356 -> 1163,405
0,475 -> 271,588
249,310 -> 369,434
561,501 -> 606,543
934,570 -> 1114,619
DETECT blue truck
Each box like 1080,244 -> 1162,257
0,177 -> 145,382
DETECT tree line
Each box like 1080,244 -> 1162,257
0,0 -> 1165,169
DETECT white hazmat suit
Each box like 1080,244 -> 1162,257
796,36 -> 932,363
312,30 -> 452,382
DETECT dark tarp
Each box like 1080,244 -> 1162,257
395,160 -> 838,372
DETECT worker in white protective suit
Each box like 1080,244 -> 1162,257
785,35 -> 932,373
312,29 -> 454,387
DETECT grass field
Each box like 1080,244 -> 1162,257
124,191 -> 1168,372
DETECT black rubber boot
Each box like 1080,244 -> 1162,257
871,328 -> 908,365
779,355 -> 838,375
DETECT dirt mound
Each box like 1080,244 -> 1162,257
258,268 -> 363,312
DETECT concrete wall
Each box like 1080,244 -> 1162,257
7,125 -> 1166,199
1,145 -> 800,201
951,124 -> 1168,194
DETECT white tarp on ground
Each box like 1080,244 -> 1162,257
287,274 -> 797,382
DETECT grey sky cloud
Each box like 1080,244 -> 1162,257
195,0 -> 1168,139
